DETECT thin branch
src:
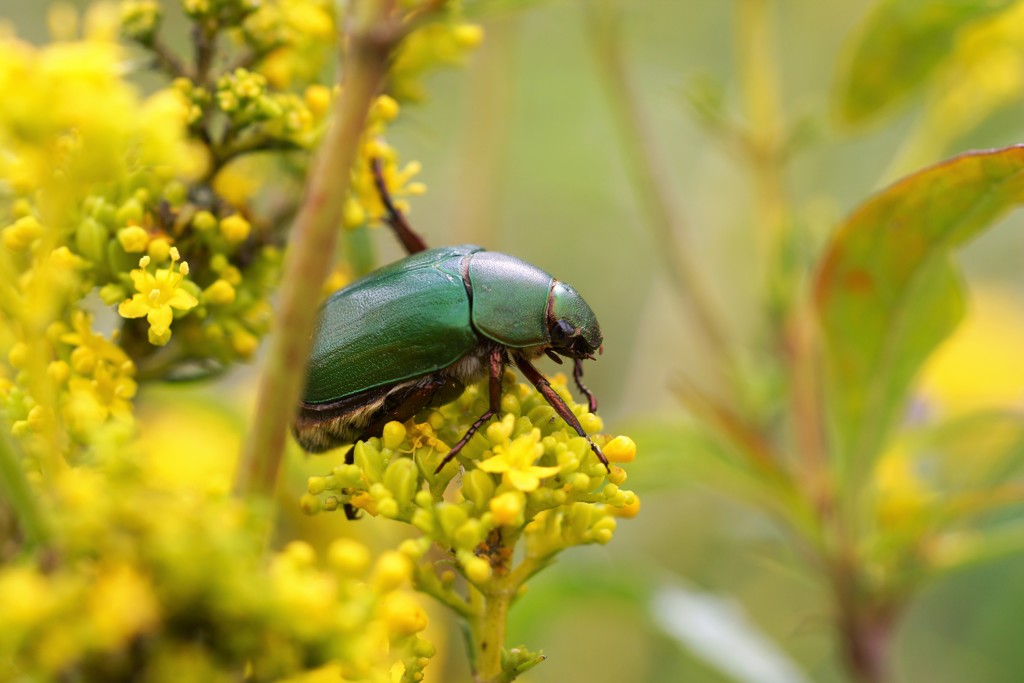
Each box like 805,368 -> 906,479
236,0 -> 403,499
583,1 -> 736,395
0,433 -> 52,550
147,38 -> 190,79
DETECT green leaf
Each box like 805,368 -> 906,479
837,0 -> 1015,125
815,145 -> 1024,481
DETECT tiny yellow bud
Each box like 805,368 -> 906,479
328,538 -> 371,576
611,495 -> 641,519
220,213 -> 251,243
462,469 -> 495,511
305,84 -> 333,117
570,472 -> 591,491
3,216 -> 44,251
308,476 -> 327,495
203,279 -> 236,306
282,540 -> 316,567
603,436 -> 636,463
382,421 -> 407,450
373,94 -> 399,122
231,328 -> 259,358
192,210 -> 217,231
489,491 -> 524,526
486,413 -> 514,445
47,360 -> 70,384
147,237 -> 172,262
300,493 -> 322,514
461,555 -> 492,585
117,226 -> 149,253
378,498 -> 400,518
8,342 -> 28,369
373,551 -> 411,591
27,406 -> 49,433
453,24 -> 484,48
343,198 -> 366,229
579,412 -> 603,434
382,593 -> 429,636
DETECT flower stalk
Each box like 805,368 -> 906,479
237,0 -> 401,498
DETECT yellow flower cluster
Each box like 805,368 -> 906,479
0,461 -> 433,682
302,373 -> 639,589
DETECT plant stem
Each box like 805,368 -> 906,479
474,586 -> 513,683
0,433 -> 52,549
583,0 -> 736,396
236,0 -> 399,499
735,0 -> 787,261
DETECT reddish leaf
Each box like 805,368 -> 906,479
815,145 -> 1024,478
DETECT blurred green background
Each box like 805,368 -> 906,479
8,1 -> 1024,681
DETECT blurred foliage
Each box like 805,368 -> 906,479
3,0 -> 1024,682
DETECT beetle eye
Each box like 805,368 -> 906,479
550,319 -> 575,347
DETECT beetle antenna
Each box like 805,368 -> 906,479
573,357 -> 598,413
370,157 -> 429,255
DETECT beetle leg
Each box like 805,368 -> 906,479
516,354 -> 609,471
434,348 -> 505,473
370,157 -> 429,255
573,357 -> 598,413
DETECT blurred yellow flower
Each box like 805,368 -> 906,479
61,311 -> 130,375
918,285 -> 1024,415
67,361 -> 137,424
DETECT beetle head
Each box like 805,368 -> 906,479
547,280 -> 603,358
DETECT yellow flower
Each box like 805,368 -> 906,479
61,311 -> 131,375
118,252 -> 197,346
67,361 -> 137,423
477,430 -> 561,492
918,285 -> 1024,415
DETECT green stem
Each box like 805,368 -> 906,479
0,433 -> 52,549
236,0 -> 400,499
583,0 -> 736,398
735,0 -> 787,261
474,585 -> 513,683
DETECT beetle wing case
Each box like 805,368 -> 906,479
303,245 -> 483,403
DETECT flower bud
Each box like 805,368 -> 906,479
220,214 -> 251,243
383,421 -> 406,450
436,503 -> 469,540
383,457 -> 418,507
328,538 -> 370,576
461,469 -> 495,511
604,435 -> 636,463
457,551 -> 491,585
373,551 -> 411,591
489,491 -> 524,527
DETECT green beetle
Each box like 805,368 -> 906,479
292,161 -> 606,477
293,243 -> 605,469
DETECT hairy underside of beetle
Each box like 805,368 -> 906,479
292,340 -> 502,455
